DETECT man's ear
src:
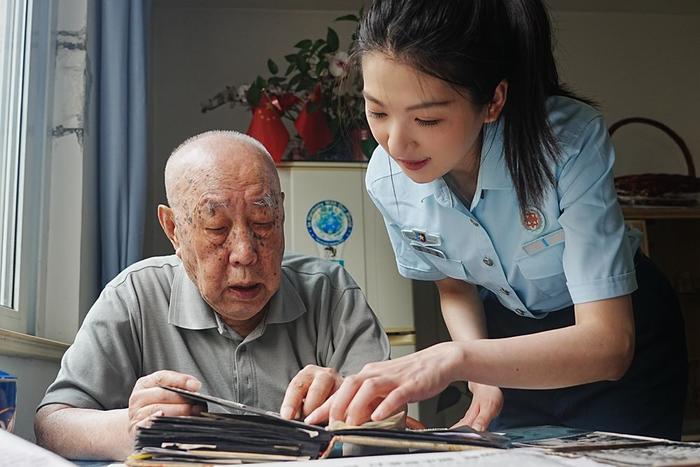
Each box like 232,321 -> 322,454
484,80 -> 508,123
158,205 -> 180,253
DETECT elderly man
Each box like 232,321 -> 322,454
35,131 -> 390,460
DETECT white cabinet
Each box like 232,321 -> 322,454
277,162 -> 415,351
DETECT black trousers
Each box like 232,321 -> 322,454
484,254 -> 688,440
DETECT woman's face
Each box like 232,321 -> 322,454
362,52 -> 489,184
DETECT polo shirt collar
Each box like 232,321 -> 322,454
168,266 -> 218,330
263,271 -> 307,325
168,263 -> 306,330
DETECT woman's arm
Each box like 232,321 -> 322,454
437,278 -> 504,431
456,295 -> 635,389
437,277 -> 487,341
308,294 -> 635,425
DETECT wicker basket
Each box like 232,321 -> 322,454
609,117 -> 700,206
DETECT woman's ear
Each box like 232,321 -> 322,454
485,80 -> 508,123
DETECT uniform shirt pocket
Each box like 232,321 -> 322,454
516,236 -> 567,297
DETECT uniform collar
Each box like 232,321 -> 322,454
478,119 -> 512,190
420,120 -> 511,207
168,263 -> 306,330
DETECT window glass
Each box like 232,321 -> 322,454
0,0 -> 28,309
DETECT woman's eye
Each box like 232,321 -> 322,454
206,227 -> 226,234
367,110 -> 387,119
416,118 -> 440,127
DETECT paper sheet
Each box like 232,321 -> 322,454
0,429 -> 75,466
251,447 -> 607,467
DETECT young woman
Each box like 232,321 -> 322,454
285,0 -> 688,440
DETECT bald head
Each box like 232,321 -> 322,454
158,131 -> 286,335
164,130 -> 280,213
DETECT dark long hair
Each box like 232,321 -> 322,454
354,0 -> 586,210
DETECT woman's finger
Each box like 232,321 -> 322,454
328,376 -> 364,423
304,394 -> 334,425
370,384 -> 412,422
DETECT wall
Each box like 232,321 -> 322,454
551,10 -> 700,176
147,2 -> 359,256
147,0 -> 700,425
0,356 -> 60,442
146,2 -> 700,256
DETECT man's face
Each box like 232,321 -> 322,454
173,153 -> 284,330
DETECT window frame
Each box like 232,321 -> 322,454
0,0 -> 55,336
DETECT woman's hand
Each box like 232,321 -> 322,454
305,342 -> 464,426
280,365 -> 343,420
453,382 -> 503,431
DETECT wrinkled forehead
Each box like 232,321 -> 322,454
193,185 -> 281,218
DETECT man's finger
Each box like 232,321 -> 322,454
129,385 -> 198,411
302,373 -> 337,418
134,402 -> 201,423
134,370 -> 201,392
280,374 -> 312,419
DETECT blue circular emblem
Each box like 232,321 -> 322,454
306,200 -> 353,246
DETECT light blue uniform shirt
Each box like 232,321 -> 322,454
366,96 -> 640,318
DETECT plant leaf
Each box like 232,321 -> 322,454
325,27 -> 339,53
267,59 -> 279,75
334,14 -> 359,22
294,39 -> 313,49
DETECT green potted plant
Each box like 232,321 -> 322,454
201,12 -> 376,163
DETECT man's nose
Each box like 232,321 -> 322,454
227,229 -> 257,266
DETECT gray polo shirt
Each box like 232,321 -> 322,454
39,254 -> 390,412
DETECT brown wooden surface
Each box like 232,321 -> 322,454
622,206 -> 700,219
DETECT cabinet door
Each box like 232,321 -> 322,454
362,182 -> 415,330
279,165 -> 367,289
278,165 -> 414,331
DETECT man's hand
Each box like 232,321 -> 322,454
453,383 -> 503,431
280,365 -> 343,421
127,370 -> 203,439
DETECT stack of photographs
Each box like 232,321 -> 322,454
127,387 -> 510,465
504,425 -> 700,466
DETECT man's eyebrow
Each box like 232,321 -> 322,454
362,91 -> 453,111
251,192 -> 275,208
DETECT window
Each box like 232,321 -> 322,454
0,0 -> 28,310
1,0 -> 54,336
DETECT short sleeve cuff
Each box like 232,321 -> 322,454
37,389 -> 105,412
567,270 -> 638,304
397,262 -> 446,282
